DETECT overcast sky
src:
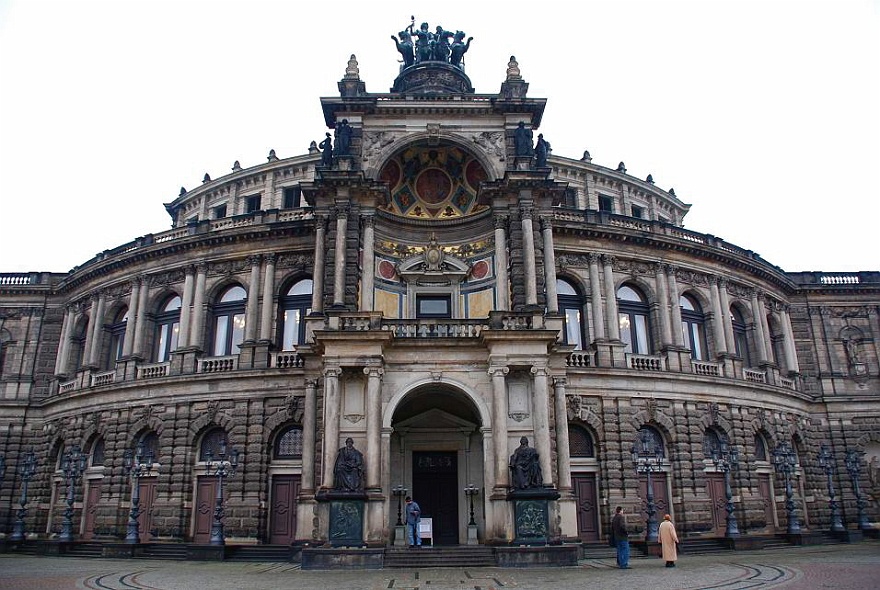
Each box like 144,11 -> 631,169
1,0 -> 877,274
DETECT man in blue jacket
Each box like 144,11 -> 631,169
405,496 -> 422,548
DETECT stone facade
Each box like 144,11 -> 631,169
0,50 -> 878,551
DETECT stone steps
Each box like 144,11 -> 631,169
384,546 -> 496,568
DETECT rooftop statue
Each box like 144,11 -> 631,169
392,16 -> 473,68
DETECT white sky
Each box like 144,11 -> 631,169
0,0 -> 877,274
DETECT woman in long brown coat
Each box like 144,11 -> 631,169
658,514 -> 679,567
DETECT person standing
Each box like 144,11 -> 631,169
659,514 -> 679,567
405,496 -> 422,548
611,506 -> 630,568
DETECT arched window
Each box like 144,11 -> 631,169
702,428 -> 725,458
212,285 -> 247,356
634,425 -> 666,458
89,437 -> 105,468
557,278 -> 586,350
274,425 -> 304,459
70,317 -> 89,372
754,433 -> 768,462
279,279 -> 313,350
731,306 -> 752,366
680,294 -> 708,360
155,295 -> 182,362
140,431 -> 160,462
618,285 -> 651,354
199,428 -> 228,462
568,425 -> 595,458
768,314 -> 785,368
105,307 -> 129,368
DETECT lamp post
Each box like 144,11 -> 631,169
0,454 -> 5,481
631,429 -> 665,542
844,448 -> 873,530
205,439 -> 239,546
122,443 -> 154,544
464,484 -> 479,526
817,444 -> 845,533
708,436 -> 740,537
59,445 -> 87,542
771,440 -> 801,535
10,450 -> 38,542
392,484 -> 407,526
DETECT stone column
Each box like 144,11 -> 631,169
190,264 -> 208,351
122,280 -> 140,357
364,366 -> 384,490
602,256 -> 619,340
321,367 -> 342,489
259,254 -> 276,341
132,276 -> 149,358
332,205 -> 349,307
301,379 -> 318,492
708,276 -> 728,355
780,307 -> 800,374
588,253 -> 606,339
541,217 -> 559,313
244,256 -> 261,342
552,377 -> 571,491
531,366 -> 553,487
360,216 -> 375,311
489,366 -> 510,490
86,291 -> 106,367
655,266 -> 672,346
311,215 -> 326,313
667,266 -> 685,346
718,278 -> 735,352
520,204 -> 538,306
750,290 -> 769,364
55,306 -> 75,375
494,215 -> 510,311
177,267 -> 195,349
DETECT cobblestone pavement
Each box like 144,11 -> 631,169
0,542 -> 878,590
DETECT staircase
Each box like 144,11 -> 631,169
677,538 -> 733,555
384,546 -> 496,568
64,542 -> 105,558
580,543 -> 617,560
225,544 -> 299,562
135,544 -> 188,560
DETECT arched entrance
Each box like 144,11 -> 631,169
389,383 -> 484,545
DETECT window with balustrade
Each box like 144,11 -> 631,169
279,279 -> 312,350
211,285 -> 247,356
680,293 -> 708,360
104,307 -> 128,369
155,295 -> 182,362
731,305 -> 752,367
557,278 -> 586,350
618,284 -> 652,354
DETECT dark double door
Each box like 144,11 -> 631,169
412,451 -> 459,545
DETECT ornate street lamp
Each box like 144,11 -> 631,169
771,440 -> 801,535
0,454 -> 5,482
122,443 -> 154,544
10,450 -> 38,542
708,436 -> 740,537
205,438 -> 239,546
59,445 -> 88,542
817,444 -> 845,533
844,448 -> 873,530
392,484 -> 408,526
464,484 -> 480,526
631,429 -> 665,542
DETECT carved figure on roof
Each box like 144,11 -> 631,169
433,26 -> 453,61
392,31 -> 415,68
514,121 -> 534,157
535,134 -> 551,168
450,31 -> 473,68
335,119 -> 353,157
319,133 -> 333,168
412,22 -> 434,63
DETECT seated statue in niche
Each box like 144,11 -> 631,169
510,436 -> 543,489
333,437 -> 365,492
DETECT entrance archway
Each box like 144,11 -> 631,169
389,383 -> 485,545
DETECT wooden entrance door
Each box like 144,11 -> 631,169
706,473 -> 727,536
193,476 -> 218,544
572,474 -> 599,542
82,481 -> 102,540
269,475 -> 301,545
412,451 -> 459,545
758,473 -> 776,532
137,479 -> 158,543
638,472 -> 670,530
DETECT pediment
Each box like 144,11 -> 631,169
395,407 -> 477,433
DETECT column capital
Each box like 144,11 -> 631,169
247,254 -> 262,267
323,367 -> 342,378
305,379 -> 319,389
363,366 -> 385,378
488,366 -> 509,377
195,262 -> 209,274
263,253 -> 277,264
552,375 -> 568,388
540,216 -> 553,231
494,214 -> 509,229
519,205 -> 534,220
601,254 -> 615,266
361,214 -> 375,229
530,365 -> 549,377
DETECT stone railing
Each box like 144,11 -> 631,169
197,356 -> 239,374
744,368 -> 767,384
272,352 -> 305,368
566,350 -> 594,368
59,380 -> 77,394
382,319 -> 485,338
692,360 -> 723,377
779,376 -> 795,390
137,362 -> 170,379
90,370 -> 115,387
627,354 -> 664,371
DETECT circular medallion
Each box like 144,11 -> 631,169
415,168 -> 452,205
471,259 -> 490,280
378,260 -> 397,280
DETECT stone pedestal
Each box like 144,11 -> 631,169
394,524 -> 407,547
319,491 -> 367,547
467,524 -> 479,546
508,488 -> 560,546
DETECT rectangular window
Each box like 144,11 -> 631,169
245,194 -> 261,213
631,205 -> 644,218
283,186 -> 302,209
416,295 -> 451,318
213,204 -> 227,219
598,195 -> 613,213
